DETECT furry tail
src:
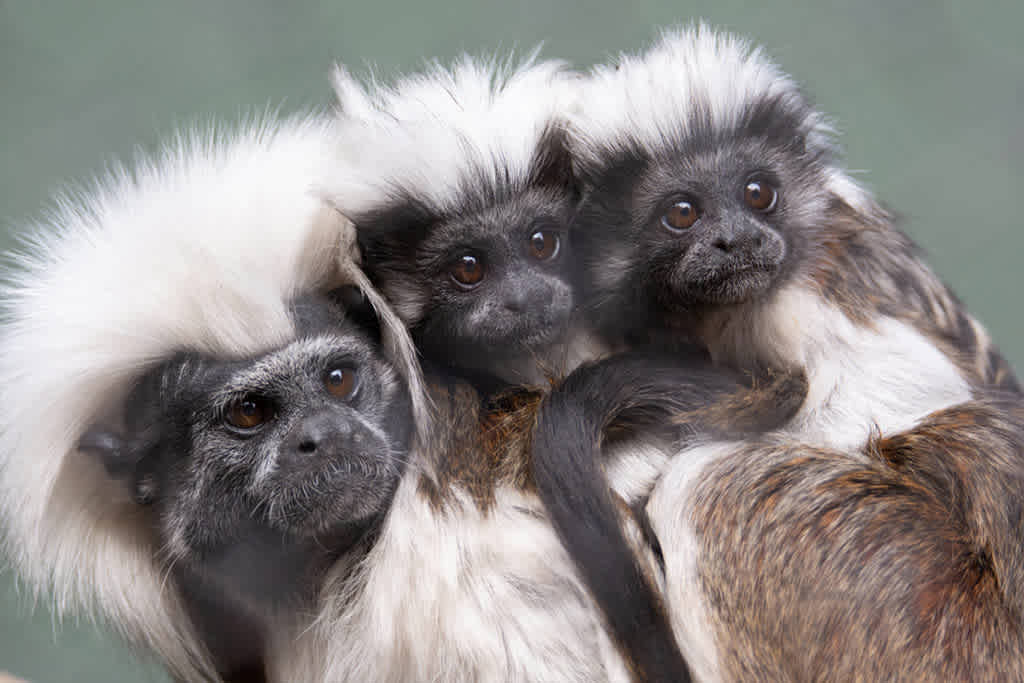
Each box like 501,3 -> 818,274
532,348 -> 716,683
532,348 -> 807,682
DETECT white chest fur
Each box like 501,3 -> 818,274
309,475 -> 631,683
708,285 -> 972,450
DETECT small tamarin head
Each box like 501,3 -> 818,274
80,289 -> 412,571
569,26 -> 867,331
325,55 -> 581,384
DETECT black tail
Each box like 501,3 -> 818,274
532,348 -> 807,682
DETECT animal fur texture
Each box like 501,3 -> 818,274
530,351 -> 808,683
0,90 -> 652,682
324,52 -> 605,388
77,289 -> 413,682
284,374 -> 634,682
567,25 -> 1024,680
0,114 -> 426,681
287,351 -> 800,683
570,25 -> 1019,452
648,395 -> 1024,680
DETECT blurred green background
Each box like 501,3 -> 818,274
1,0 -> 1021,680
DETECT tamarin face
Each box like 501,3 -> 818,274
80,292 -> 412,566
573,95 -> 834,324
568,28 -> 846,336
357,127 -> 579,376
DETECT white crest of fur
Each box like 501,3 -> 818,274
0,114 -> 419,679
571,24 -> 873,211
323,51 -> 579,218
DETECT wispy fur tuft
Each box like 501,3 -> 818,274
569,24 -> 871,212
0,114 -> 422,679
324,50 -> 579,220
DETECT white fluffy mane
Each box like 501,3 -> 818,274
0,113 -> 382,679
324,50 -> 579,218
571,24 -> 873,211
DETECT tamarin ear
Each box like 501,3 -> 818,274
528,125 -> 579,199
328,284 -> 382,345
78,427 -> 157,504
79,427 -> 128,477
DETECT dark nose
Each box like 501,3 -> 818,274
503,281 -> 554,314
712,223 -> 765,254
283,410 -> 352,461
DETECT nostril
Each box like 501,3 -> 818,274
298,439 -> 317,454
712,237 -> 734,253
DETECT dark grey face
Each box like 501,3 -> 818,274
406,187 -> 574,359
574,95 -> 835,330
80,292 -> 412,565
356,126 -> 579,378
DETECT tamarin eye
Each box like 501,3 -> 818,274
743,180 -> 779,212
661,200 -> 701,232
225,394 -> 274,431
449,254 -> 485,289
324,367 -> 357,399
528,230 -> 560,261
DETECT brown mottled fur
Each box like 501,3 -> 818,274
417,379 -> 544,511
687,396 -> 1024,680
670,368 -> 809,438
411,359 -> 806,681
809,200 -> 1019,393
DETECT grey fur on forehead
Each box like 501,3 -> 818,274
213,334 -> 391,400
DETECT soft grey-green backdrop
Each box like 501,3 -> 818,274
1,1 -> 1021,680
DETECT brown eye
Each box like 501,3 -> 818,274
324,367 -> 356,399
661,201 -> 700,232
528,230 -> 560,261
450,254 -> 484,288
225,394 -> 273,431
744,180 -> 778,212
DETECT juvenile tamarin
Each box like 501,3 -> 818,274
79,290 -> 412,682
569,25 -> 1019,451
554,26 -> 1024,679
324,53 -> 598,391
